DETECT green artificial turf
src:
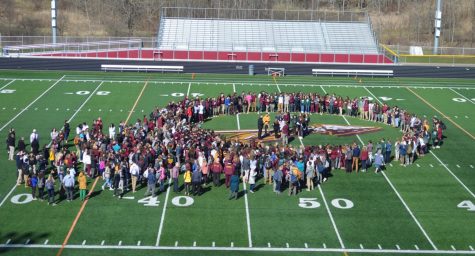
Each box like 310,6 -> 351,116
0,70 -> 474,256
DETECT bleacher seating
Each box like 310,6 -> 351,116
154,16 -> 392,64
158,18 -> 379,55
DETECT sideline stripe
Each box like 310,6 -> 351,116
56,177 -> 100,256
0,79 -> 16,90
125,81 -> 148,124
339,100 -> 438,250
449,89 -> 475,104
4,243 -> 475,254
242,182 -> 253,247
1,77 -> 475,90
406,87 -> 475,140
155,179 -> 172,246
298,137 -> 346,250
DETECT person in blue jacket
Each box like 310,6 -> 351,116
229,171 -> 240,200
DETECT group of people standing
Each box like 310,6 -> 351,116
6,90 -> 445,204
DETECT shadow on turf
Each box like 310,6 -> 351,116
0,231 -> 50,254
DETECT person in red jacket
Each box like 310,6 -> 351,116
360,146 -> 369,172
282,122 -> 289,145
210,160 -> 222,187
224,160 -> 235,188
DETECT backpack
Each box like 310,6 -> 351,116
265,159 -> 272,169
440,121 -> 447,130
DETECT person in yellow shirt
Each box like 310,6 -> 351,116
184,169 -> 192,196
78,171 -> 87,201
263,113 -> 271,135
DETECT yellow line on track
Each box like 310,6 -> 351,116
406,87 -> 475,140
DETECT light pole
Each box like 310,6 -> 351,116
433,0 -> 442,54
51,0 -> 57,44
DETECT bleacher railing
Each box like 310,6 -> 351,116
382,44 -> 475,65
160,7 -> 368,23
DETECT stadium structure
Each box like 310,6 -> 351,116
2,8 -> 392,65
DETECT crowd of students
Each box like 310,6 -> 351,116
6,90 -> 445,204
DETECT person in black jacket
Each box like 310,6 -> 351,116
257,115 -> 264,139
17,137 -> 26,152
7,132 -> 15,161
63,121 -> 70,142
31,138 -> 39,156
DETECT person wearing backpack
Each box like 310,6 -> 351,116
30,174 -> 38,200
305,159 -> 315,191
192,168 -> 202,196
288,165 -> 299,196
45,174 -> 56,205
37,172 -> 46,201
273,166 -> 283,194
210,159 -> 222,187
144,165 -> 156,197
264,155 -> 274,185
183,168 -> 192,196
229,171 -> 240,200
101,164 -> 112,190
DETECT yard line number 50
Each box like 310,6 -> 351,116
298,198 -> 354,209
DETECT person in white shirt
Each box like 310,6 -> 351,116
30,129 -> 38,144
108,124 -> 116,139
50,128 -> 58,142
198,103 -> 204,123
284,94 -> 290,112
278,94 -> 284,112
129,162 -> 140,193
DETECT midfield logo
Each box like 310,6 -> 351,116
218,124 -> 381,144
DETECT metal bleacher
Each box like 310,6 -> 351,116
157,18 -> 379,55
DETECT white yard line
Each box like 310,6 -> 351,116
0,76 -> 65,208
0,79 -> 16,90
320,85 -> 328,94
155,179 -> 172,246
273,80 -> 282,93
449,88 -> 474,104
1,243 -> 475,254
187,82 -> 191,97
0,75 -> 65,132
339,102 -> 438,250
67,82 -> 104,123
236,114 -> 241,131
242,182 -> 253,247
298,137 -> 345,249
233,83 -> 242,131
430,152 -> 475,199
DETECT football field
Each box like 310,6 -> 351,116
0,70 -> 474,256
